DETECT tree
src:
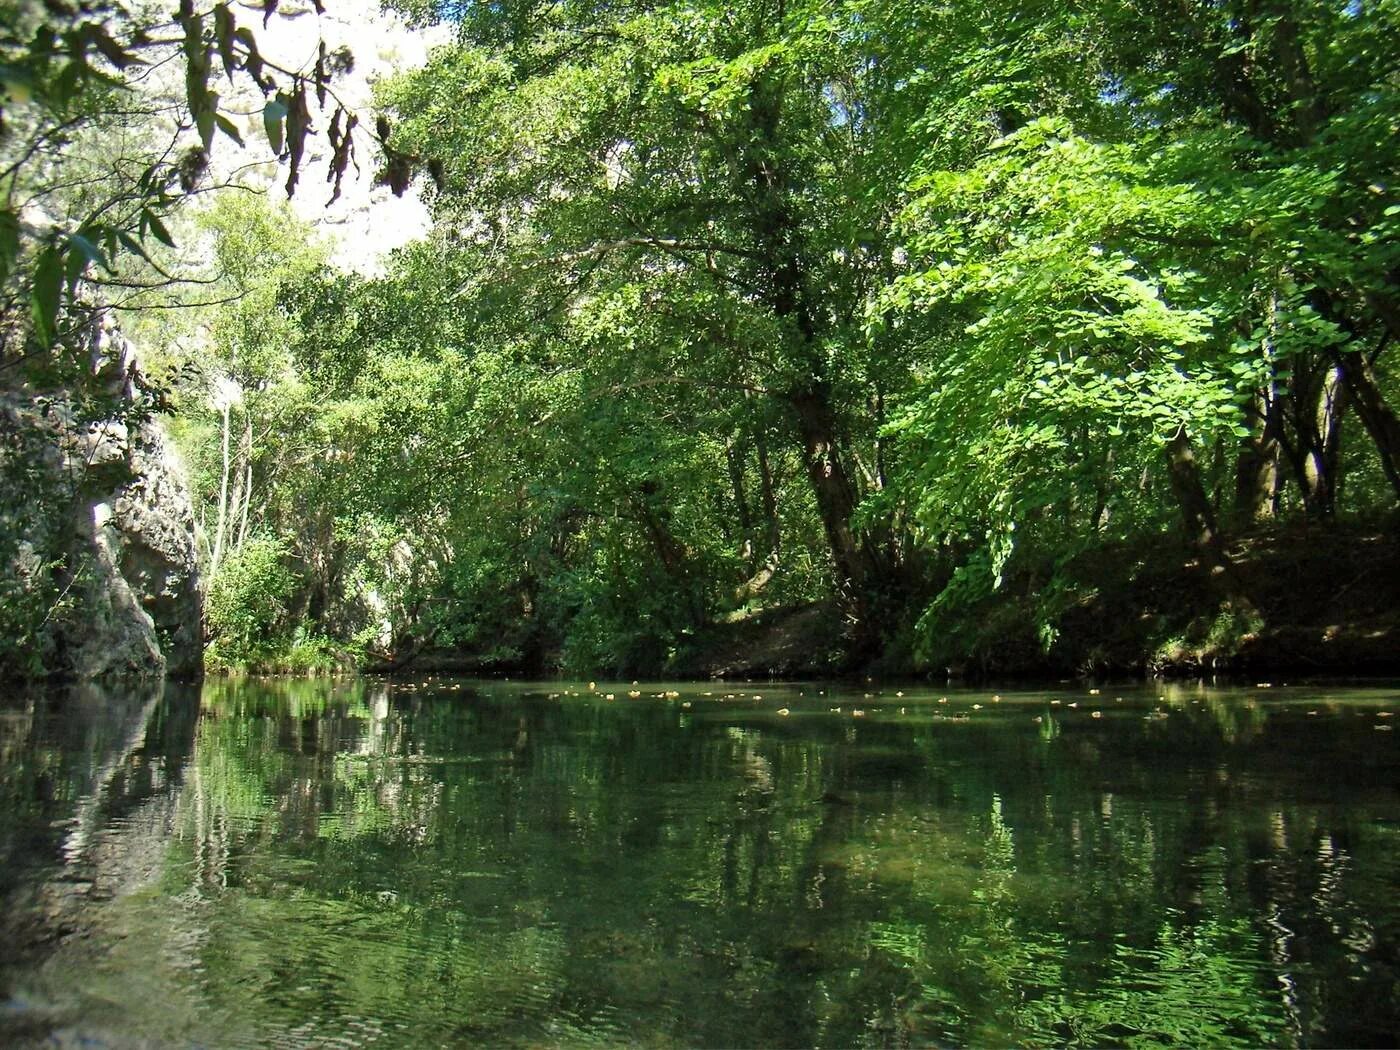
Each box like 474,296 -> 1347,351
878,0 -> 1398,663
379,0 -> 933,654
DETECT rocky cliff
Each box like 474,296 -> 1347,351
0,314 -> 202,680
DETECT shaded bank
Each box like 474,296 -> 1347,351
352,523 -> 1397,681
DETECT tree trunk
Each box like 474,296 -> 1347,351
734,435 -> 782,604
724,437 -> 755,569
236,415 -> 253,551
1336,348 -> 1400,499
745,75 -> 889,652
1166,428 -> 1259,618
788,386 -> 883,636
210,399 -> 232,578
1234,393 -> 1281,523
1284,358 -> 1346,518
1166,428 -> 1225,553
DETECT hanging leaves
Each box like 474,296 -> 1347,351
370,112 -> 441,198
376,150 -> 415,196
1,0 -> 385,360
235,28 -> 268,91
0,209 -> 19,288
180,5 -> 215,150
214,110 -> 244,147
140,209 -> 176,249
264,95 -> 289,155
177,145 -> 208,191
29,243 -> 63,347
284,81 -> 312,196
82,25 -> 144,72
315,40 -> 328,108
326,107 -> 358,205
66,231 -> 110,274
214,3 -> 238,81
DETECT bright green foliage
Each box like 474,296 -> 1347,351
872,0 -> 1400,665
163,0 -> 1399,675
32,0 -> 1397,678
204,537 -> 296,666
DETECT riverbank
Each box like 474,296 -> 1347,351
639,522 -> 1400,680
40,521 -> 1392,687
366,522 -> 1396,682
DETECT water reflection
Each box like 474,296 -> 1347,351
1,677 -> 1398,1047
0,679 -> 199,970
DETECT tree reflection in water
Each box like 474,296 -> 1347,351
1,678 -> 1397,1047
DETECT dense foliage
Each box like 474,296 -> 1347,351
5,0 -> 1398,676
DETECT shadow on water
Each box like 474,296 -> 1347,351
0,676 -> 1397,1047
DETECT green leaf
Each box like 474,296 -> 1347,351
115,229 -> 153,263
0,209 -> 19,286
195,104 -> 216,151
143,210 -> 176,248
67,231 -> 111,271
215,111 -> 245,147
264,97 -> 288,155
214,3 -> 238,80
87,25 -> 145,71
30,244 -> 63,345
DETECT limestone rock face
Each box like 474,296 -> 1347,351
0,316 -> 202,680
108,421 -> 204,678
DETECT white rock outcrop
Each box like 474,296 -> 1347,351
0,316 -> 203,680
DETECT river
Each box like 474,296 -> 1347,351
1,676 -> 1397,1047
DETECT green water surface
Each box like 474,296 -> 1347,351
1,677 -> 1398,1047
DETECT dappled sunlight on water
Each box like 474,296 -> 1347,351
1,677 -> 1398,1046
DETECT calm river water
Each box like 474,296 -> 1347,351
1,676 -> 1397,1047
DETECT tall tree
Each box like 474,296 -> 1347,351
382,0 -> 926,652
